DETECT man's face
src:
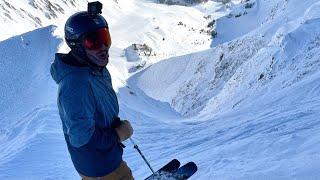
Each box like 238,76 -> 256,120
85,44 -> 109,67
82,28 -> 111,67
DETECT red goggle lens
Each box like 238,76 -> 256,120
82,28 -> 111,50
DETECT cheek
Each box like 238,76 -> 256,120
85,50 -> 99,58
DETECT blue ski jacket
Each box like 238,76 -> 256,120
50,53 -> 123,177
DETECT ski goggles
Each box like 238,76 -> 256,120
82,28 -> 111,51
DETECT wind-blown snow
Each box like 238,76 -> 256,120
1,0 -> 320,179
0,26 -> 76,179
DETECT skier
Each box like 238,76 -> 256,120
50,2 -> 134,180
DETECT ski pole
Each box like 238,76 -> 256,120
129,138 -> 155,175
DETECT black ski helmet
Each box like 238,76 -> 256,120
64,1 -> 108,49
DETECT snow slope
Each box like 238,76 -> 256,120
133,0 -> 320,179
0,0 -> 214,179
0,26 -> 77,179
1,0 -> 320,179
0,0 -> 88,41
137,0 -> 320,117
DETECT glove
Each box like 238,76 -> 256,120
114,120 -> 133,142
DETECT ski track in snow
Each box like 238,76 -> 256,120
1,0 -> 320,179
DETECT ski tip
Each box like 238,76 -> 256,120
179,161 -> 197,172
186,162 -> 197,168
172,159 -> 180,163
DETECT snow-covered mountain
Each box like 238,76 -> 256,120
137,0 -> 320,117
135,0 -> 320,178
0,0 -> 88,40
157,0 -> 208,6
1,0 -> 320,179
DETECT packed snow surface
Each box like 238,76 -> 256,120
1,0 -> 320,179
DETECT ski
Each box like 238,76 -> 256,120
145,159 -> 180,180
172,162 -> 198,180
145,160 -> 197,180
158,159 -> 181,173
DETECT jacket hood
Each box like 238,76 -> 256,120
50,53 -> 91,84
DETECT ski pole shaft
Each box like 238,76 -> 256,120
129,138 -> 155,174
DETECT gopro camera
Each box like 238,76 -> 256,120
88,1 -> 102,15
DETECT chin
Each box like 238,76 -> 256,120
98,58 -> 108,67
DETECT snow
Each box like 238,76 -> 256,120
0,0 -> 87,41
1,0 -> 320,179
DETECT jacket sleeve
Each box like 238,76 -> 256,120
59,79 -> 96,148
